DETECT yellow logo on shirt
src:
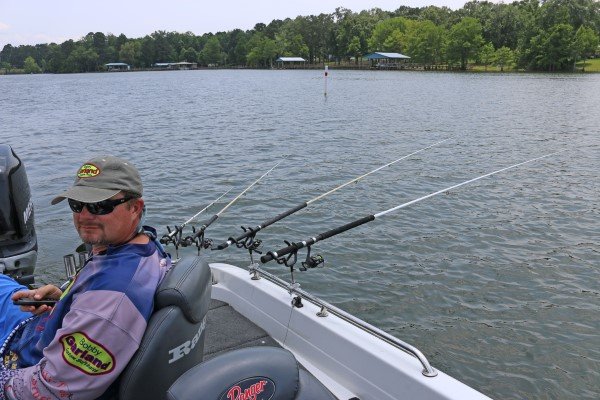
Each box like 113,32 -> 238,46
60,332 -> 115,375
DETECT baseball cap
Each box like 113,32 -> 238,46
51,156 -> 143,205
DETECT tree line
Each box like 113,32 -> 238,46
1,0 -> 599,74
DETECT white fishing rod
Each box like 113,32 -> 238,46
215,138 -> 449,251
184,161 -> 282,252
161,188 -> 232,244
261,151 -> 563,268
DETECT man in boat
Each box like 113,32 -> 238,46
0,156 -> 171,399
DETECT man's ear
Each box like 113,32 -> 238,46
132,198 -> 145,215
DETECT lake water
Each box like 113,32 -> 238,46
1,69 -> 599,399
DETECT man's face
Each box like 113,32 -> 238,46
73,193 -> 143,247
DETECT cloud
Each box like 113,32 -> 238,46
0,32 -> 71,46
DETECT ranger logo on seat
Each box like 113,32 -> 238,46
168,317 -> 206,364
220,377 -> 275,400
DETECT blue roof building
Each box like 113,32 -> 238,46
364,52 -> 411,70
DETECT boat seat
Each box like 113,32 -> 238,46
117,256 -> 212,400
166,346 -> 338,400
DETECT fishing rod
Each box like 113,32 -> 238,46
214,138 -> 450,257
181,161 -> 282,254
260,151 -> 563,280
160,188 -> 232,255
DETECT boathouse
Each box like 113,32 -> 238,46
152,62 -> 198,70
275,57 -> 307,69
364,52 -> 411,69
105,62 -> 130,71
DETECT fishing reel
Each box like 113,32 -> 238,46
182,226 -> 213,254
232,226 -> 263,254
160,225 -> 184,247
300,246 -> 324,271
268,242 -> 324,284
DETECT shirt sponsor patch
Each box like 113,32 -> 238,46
60,332 -> 115,375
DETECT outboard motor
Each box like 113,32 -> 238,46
0,145 -> 37,283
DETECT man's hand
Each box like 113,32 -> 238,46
11,285 -> 62,315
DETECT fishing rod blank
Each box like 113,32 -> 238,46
161,188 -> 232,245
261,151 -> 562,264
215,138 -> 449,251
184,161 -> 281,251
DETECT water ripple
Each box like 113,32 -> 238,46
1,70 -> 599,399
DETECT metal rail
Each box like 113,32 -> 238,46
248,264 -> 438,377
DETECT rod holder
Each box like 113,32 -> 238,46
63,254 -> 77,280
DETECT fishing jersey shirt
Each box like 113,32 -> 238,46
0,239 -> 170,400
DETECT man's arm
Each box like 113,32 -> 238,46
1,290 -> 147,400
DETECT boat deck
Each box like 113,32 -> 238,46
203,299 -> 281,360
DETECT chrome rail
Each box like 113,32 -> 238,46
248,264 -> 438,377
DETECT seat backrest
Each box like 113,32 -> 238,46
166,347 -> 337,400
118,256 -> 212,400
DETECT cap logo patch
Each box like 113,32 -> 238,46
77,164 -> 100,178
60,332 -> 115,375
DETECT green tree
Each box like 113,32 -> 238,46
23,56 -> 42,73
347,36 -> 362,64
382,30 -> 406,52
152,31 -> 176,62
140,36 -> 156,67
368,17 -> 407,50
333,8 -> 381,62
419,6 -> 454,27
538,0 -> 599,32
246,33 -> 277,67
44,42 -> 66,73
180,47 -> 199,63
114,34 -> 128,51
405,20 -> 446,66
494,46 -> 514,71
200,36 -> 222,65
488,3 -> 523,49
119,41 -> 142,67
535,23 -> 574,71
446,17 -> 484,70
276,32 -> 309,58
0,61 -> 11,74
91,32 -> 109,64
294,13 -> 334,63
479,42 -> 495,70
65,45 -> 99,72
573,25 -> 599,71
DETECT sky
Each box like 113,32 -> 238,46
1,0 -> 483,47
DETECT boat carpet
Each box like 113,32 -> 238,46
203,299 -> 281,360
204,299 -> 341,400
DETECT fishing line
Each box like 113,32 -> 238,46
215,138 -> 450,251
162,188 -> 232,243
182,160 -> 282,253
261,150 -> 564,266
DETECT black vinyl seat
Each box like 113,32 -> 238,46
117,256 -> 212,400
167,346 -> 338,400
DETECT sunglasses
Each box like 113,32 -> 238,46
68,197 -> 133,215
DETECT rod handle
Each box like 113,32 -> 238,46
261,242 -> 299,263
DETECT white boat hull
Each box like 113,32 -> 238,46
209,262 -> 491,400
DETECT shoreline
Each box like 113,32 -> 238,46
2,63 -> 599,75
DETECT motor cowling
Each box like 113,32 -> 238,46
0,145 -> 37,282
